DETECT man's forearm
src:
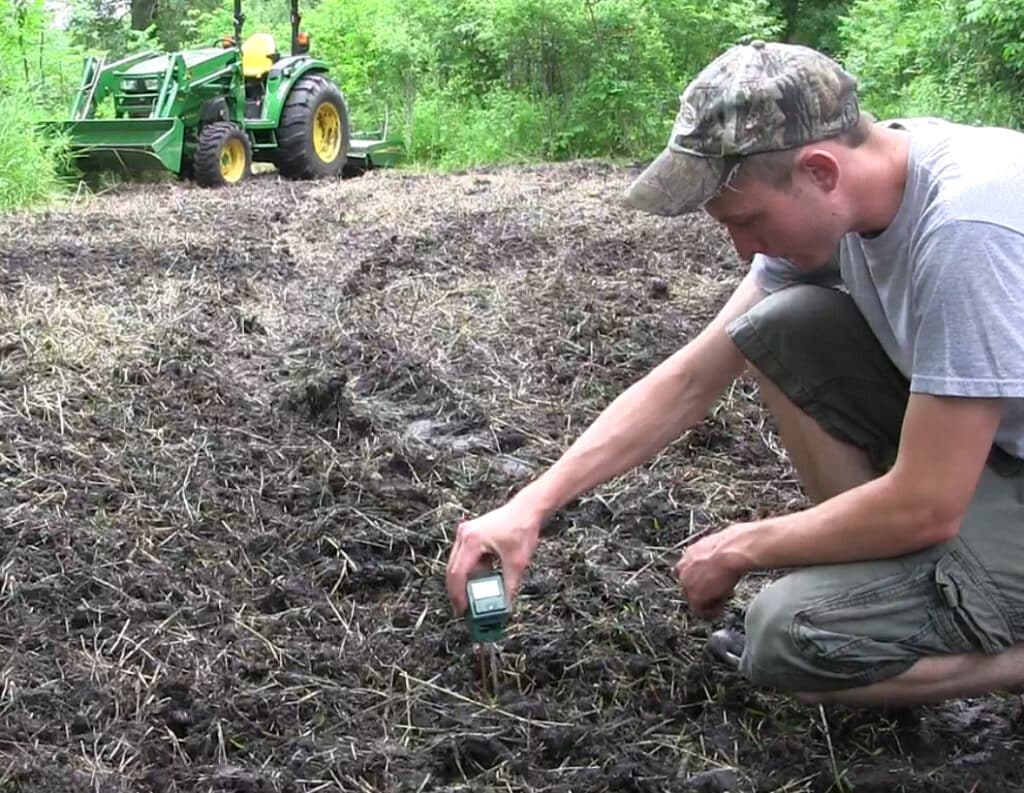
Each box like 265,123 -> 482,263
724,472 -> 960,573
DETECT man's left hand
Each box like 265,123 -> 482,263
674,526 -> 750,617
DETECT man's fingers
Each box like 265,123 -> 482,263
448,557 -> 475,614
446,522 -> 501,614
446,517 -> 526,615
446,521 -> 467,575
502,564 -> 523,606
445,521 -> 473,613
446,558 -> 467,614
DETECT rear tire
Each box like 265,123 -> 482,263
194,122 -> 252,188
276,74 -> 349,180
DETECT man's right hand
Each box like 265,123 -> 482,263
445,500 -> 544,615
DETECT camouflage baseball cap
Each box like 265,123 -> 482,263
623,40 -> 860,216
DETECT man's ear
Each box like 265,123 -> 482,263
797,149 -> 840,192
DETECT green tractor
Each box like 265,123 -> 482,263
54,0 -> 401,186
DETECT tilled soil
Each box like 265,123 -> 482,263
0,163 -> 1021,793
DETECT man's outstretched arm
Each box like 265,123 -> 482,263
447,271 -> 766,612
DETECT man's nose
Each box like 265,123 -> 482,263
728,228 -> 763,262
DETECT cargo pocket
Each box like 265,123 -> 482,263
791,569 -> 936,669
933,551 -> 1015,655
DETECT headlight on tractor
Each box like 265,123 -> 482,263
122,78 -> 159,93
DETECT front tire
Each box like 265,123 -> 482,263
276,74 -> 349,180
194,122 -> 252,187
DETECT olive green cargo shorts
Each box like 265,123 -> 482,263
725,284 -> 1024,693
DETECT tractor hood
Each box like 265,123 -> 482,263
120,47 -> 234,75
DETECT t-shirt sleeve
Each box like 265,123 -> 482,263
750,251 -> 842,293
912,221 -> 1024,397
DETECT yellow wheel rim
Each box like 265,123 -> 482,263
313,102 -> 342,162
220,137 -> 247,183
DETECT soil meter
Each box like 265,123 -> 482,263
465,572 -> 510,642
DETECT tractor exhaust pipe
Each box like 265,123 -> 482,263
233,0 -> 244,49
290,0 -> 301,56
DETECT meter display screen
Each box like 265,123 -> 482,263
465,574 -> 509,642
470,578 -> 502,600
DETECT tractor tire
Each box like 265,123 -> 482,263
193,122 -> 252,188
276,74 -> 349,180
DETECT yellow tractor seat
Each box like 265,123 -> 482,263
241,33 -> 280,79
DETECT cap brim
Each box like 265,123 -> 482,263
622,147 -> 725,216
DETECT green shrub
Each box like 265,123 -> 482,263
840,0 -> 1024,127
0,90 -> 70,211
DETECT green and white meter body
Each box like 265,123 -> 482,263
466,573 -> 510,642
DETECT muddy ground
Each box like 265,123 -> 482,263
0,162 -> 1021,793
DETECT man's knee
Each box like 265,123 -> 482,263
740,576 -> 810,691
739,568 -> 922,693
728,284 -> 863,370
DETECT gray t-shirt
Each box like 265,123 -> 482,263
752,117 -> 1024,458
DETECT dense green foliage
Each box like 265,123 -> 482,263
299,0 -> 781,164
4,0 -> 1024,205
0,1 -> 74,211
839,0 -> 1022,126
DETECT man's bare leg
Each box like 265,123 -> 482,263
800,644 -> 1024,706
753,368 -> 877,502
753,368 -> 1024,705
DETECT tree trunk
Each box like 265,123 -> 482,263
780,0 -> 801,42
131,0 -> 159,31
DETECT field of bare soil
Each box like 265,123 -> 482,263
1,163 -> 1021,792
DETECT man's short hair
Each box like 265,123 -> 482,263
727,111 -> 875,190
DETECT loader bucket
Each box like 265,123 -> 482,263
53,118 -> 186,175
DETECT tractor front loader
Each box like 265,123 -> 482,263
51,0 -> 395,187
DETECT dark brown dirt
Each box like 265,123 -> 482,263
0,162 -> 1021,793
